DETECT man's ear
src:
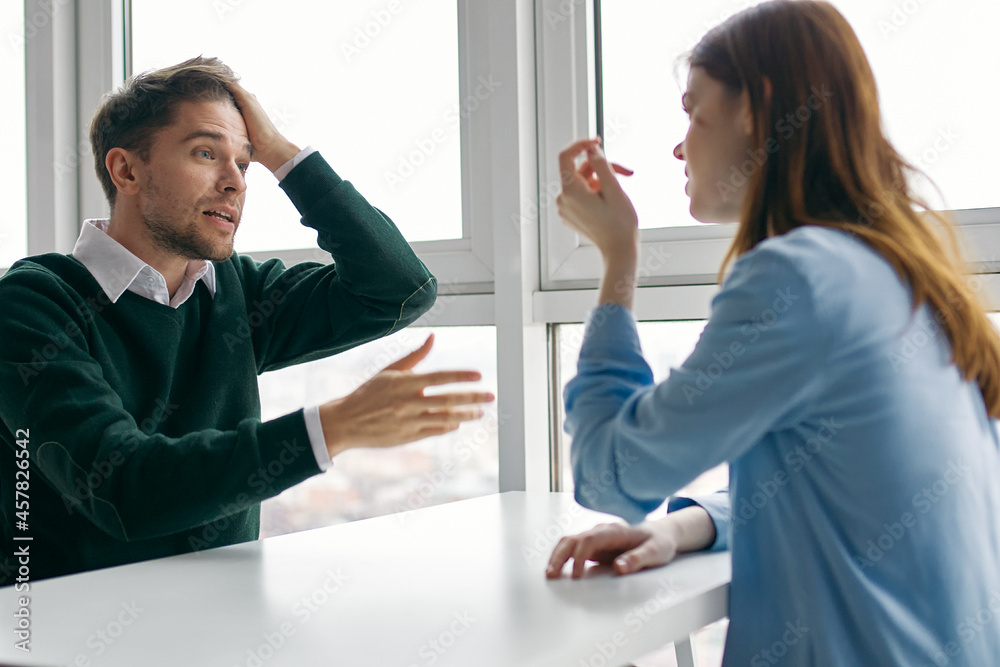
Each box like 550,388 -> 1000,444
105,147 -> 144,198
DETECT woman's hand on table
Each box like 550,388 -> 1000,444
545,506 -> 716,579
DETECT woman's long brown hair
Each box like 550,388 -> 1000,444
689,0 -> 1000,417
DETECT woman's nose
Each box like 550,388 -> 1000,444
673,142 -> 684,160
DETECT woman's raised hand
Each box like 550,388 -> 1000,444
555,137 -> 638,260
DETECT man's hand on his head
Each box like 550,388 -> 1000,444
228,82 -> 301,174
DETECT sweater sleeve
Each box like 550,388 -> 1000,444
229,151 -> 438,373
564,248 -> 830,524
0,268 -> 323,542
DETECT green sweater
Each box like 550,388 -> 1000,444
0,152 -> 436,585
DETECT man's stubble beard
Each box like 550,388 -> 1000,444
140,175 -> 236,263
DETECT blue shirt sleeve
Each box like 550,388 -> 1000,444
667,490 -> 732,552
564,248 -> 830,524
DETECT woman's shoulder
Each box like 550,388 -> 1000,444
751,225 -> 870,266
727,223 -> 911,327
737,225 -> 894,286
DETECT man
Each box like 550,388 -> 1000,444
0,57 -> 493,585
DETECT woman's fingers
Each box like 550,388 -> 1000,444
614,540 -> 663,575
558,138 -> 602,179
546,524 -> 642,579
546,536 -> 580,578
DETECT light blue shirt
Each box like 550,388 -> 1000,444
565,226 -> 1000,666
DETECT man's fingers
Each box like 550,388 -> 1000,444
384,334 -> 435,372
420,392 -> 496,408
411,369 -> 483,387
419,407 -> 485,425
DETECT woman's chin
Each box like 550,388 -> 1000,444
690,200 -> 741,225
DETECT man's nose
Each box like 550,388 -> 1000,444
218,162 -> 247,194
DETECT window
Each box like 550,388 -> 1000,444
598,0 -> 1000,229
541,0 -> 1000,288
258,326 -> 498,535
554,320 -> 728,500
1,1 -> 27,269
130,0 -> 463,250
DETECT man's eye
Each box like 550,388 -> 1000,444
196,150 -> 212,159
238,163 -> 249,174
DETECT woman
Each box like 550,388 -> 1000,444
546,1 -> 1000,664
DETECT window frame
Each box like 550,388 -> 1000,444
535,0 -> 1000,298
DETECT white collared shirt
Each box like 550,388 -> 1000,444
70,146 -> 333,471
72,218 -> 218,308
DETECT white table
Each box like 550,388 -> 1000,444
0,492 -> 730,667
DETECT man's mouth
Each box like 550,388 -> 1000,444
203,209 -> 233,223
202,208 -> 237,232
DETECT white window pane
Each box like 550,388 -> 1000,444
600,0 -> 1000,230
556,321 -> 728,503
130,1 -> 462,250
1,2 -> 27,268
258,326 -> 497,536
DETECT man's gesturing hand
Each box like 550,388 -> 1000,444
228,82 -> 300,174
320,334 -> 495,458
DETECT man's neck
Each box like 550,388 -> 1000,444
105,211 -> 189,298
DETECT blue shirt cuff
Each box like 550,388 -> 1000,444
667,490 -> 731,552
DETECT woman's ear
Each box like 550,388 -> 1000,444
740,76 -> 773,137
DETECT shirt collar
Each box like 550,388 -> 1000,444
71,219 -> 217,305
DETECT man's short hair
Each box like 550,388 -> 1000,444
89,55 -> 240,210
